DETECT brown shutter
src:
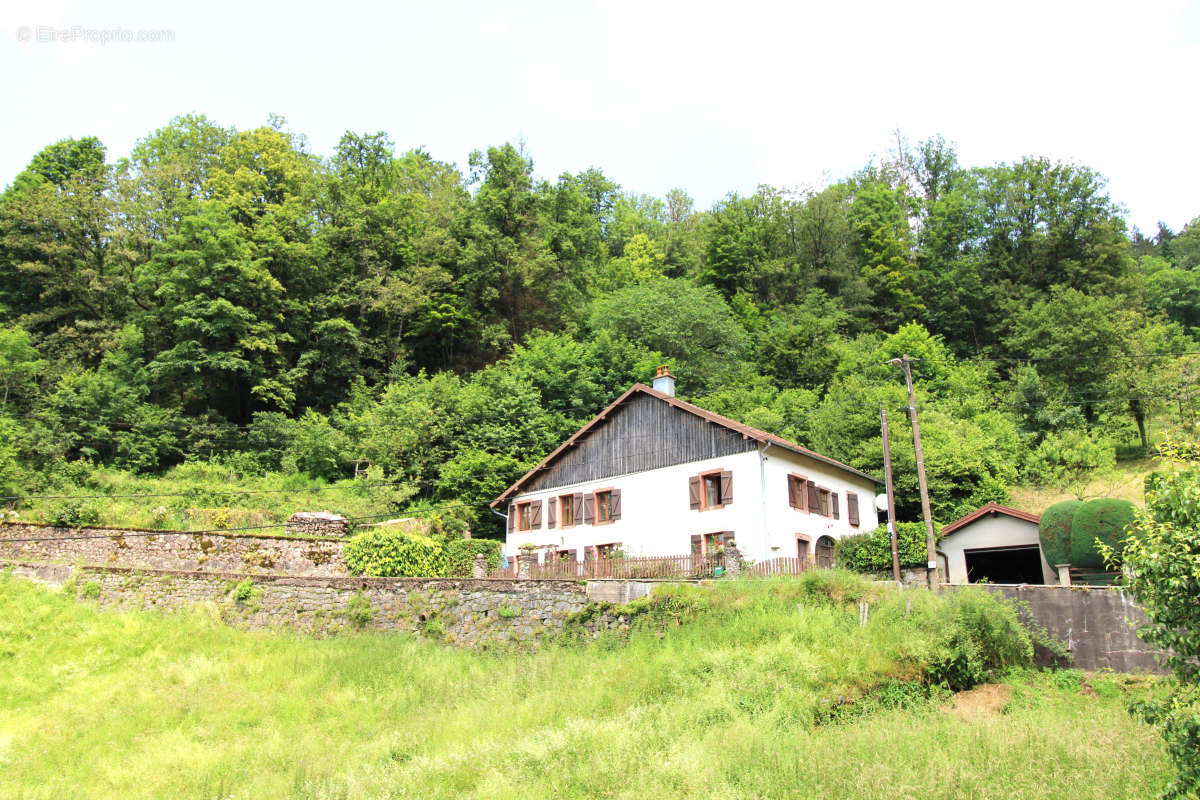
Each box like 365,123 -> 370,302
688,476 -> 701,510
610,489 -> 622,521
531,500 -> 543,527
548,497 -> 557,529
690,534 -> 702,555
573,493 -> 583,521
508,505 -> 516,532
583,493 -> 594,524
831,492 -> 840,520
787,476 -> 798,509
720,471 -> 733,505
806,481 -> 819,513
847,493 -> 860,527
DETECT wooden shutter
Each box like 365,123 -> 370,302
720,471 -> 733,505
508,506 -> 516,532
831,493 -> 840,520
806,481 -> 819,513
847,493 -> 860,527
610,489 -> 622,521
573,493 -> 583,521
531,500 -> 543,527
688,476 -> 701,510
548,497 -> 557,529
787,476 -> 798,509
583,493 -> 594,524
690,534 -> 702,555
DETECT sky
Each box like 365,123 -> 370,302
2,0 -> 1198,233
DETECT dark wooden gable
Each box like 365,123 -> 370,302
524,391 -> 757,493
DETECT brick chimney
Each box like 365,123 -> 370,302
652,366 -> 676,397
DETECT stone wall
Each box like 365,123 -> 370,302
0,522 -> 346,576
951,583 -> 1165,673
5,561 -> 630,646
285,512 -> 349,537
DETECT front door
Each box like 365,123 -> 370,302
815,535 -> 835,569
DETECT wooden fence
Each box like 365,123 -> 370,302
490,553 -> 820,580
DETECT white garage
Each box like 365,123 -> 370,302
938,503 -> 1055,585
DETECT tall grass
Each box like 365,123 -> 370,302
0,571 -> 1168,799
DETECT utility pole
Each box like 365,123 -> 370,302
880,405 -> 901,583
889,356 -> 940,592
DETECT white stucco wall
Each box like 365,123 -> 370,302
503,445 -> 880,564
939,515 -> 1055,585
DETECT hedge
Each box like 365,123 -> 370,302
836,522 -> 936,573
1038,499 -> 1081,567
344,528 -> 449,577
443,538 -> 502,577
1069,498 -> 1137,569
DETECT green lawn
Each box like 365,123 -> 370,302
0,573 -> 1169,799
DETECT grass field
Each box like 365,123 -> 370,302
0,572 -> 1169,799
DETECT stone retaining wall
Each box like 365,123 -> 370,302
0,523 -> 347,576
5,561 -> 630,646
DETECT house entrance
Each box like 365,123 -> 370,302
964,545 -> 1044,584
815,536 -> 835,569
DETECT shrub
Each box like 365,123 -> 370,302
48,501 -> 100,528
1115,464 -> 1200,798
346,591 -> 375,628
344,528 -> 449,577
922,588 -> 1034,690
1038,499 -> 1081,566
836,523 -> 932,573
81,580 -> 101,600
1070,498 -> 1137,568
443,538 -> 502,577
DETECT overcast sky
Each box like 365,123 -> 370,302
2,0 -> 1198,233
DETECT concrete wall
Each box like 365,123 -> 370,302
505,447 -> 880,564
6,561 -> 633,646
953,584 -> 1165,673
0,522 -> 347,576
939,516 -> 1055,585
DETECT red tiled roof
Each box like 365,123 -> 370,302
491,383 -> 880,507
941,502 -> 1041,536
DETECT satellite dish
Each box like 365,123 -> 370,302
874,494 -> 889,512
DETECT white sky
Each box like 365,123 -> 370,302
2,0 -> 1198,233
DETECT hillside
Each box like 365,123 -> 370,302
0,122 -> 1197,538
0,571 -> 1168,799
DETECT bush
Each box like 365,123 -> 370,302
922,588 -> 1035,690
48,501 -> 101,528
1070,498 -> 1137,568
836,523 -> 932,573
443,538 -> 502,577
1115,464 -> 1200,798
1038,499 -> 1080,566
344,528 -> 449,577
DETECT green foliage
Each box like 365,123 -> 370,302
1024,429 -> 1116,493
231,578 -> 257,603
1070,498 -> 1137,569
346,591 -> 374,628
442,538 -> 501,577
1115,462 -> 1200,798
344,527 -> 449,578
1039,499 -> 1082,566
495,603 -> 521,619
48,501 -> 100,528
80,580 -> 101,600
0,573 -> 1167,798
835,522 -> 932,572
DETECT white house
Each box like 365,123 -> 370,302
937,503 -> 1053,585
492,368 -> 881,566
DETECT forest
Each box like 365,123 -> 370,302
1,114 -> 1198,536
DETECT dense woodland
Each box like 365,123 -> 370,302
1,115 -> 1198,536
